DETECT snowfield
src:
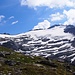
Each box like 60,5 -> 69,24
0,25 -> 75,64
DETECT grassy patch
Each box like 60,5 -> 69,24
0,46 -> 75,75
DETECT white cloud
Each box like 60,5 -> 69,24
21,0 -> 75,9
63,9 -> 75,25
12,20 -> 18,25
9,16 -> 14,19
50,12 -> 64,21
33,20 -> 50,30
0,15 -> 5,22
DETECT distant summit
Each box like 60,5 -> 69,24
0,33 -> 10,35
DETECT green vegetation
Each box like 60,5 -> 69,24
0,46 -> 75,75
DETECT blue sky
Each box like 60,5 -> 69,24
0,0 -> 75,34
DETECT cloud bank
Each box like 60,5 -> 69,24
33,20 -> 50,30
48,9 -> 75,25
21,0 -> 75,9
63,9 -> 75,25
50,12 -> 64,21
21,0 -> 75,27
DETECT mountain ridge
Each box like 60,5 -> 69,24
0,25 -> 75,65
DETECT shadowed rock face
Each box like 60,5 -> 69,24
2,40 -> 19,50
64,25 -> 75,35
0,25 -> 75,65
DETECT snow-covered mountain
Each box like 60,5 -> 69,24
0,25 -> 75,64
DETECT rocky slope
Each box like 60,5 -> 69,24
0,46 -> 75,75
0,25 -> 75,65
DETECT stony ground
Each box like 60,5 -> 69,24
0,46 -> 75,75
